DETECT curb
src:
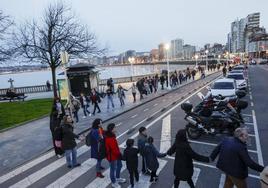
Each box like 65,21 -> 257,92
0,71 -> 221,175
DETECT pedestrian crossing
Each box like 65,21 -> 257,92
0,94 -> 262,188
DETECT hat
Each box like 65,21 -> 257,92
260,166 -> 268,185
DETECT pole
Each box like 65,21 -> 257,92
166,50 -> 171,89
206,53 -> 208,73
131,59 -> 134,81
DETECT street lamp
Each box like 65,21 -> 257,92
194,54 -> 199,68
205,50 -> 209,72
128,57 -> 135,81
165,43 -> 171,89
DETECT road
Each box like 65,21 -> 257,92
0,65 -> 267,188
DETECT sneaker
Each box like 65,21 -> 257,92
82,116 -> 86,119
88,113 -> 92,117
57,154 -> 63,159
96,172 -> 105,178
116,178 -> 126,183
73,163 -> 81,168
111,182 -> 121,188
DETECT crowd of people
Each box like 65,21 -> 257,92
50,106 -> 268,188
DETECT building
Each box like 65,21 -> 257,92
170,39 -> 184,59
150,49 -> 159,62
183,45 -> 196,59
246,12 -> 260,29
158,43 -> 166,61
248,32 -> 268,58
230,18 -> 246,53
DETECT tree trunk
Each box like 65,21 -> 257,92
51,66 -> 58,98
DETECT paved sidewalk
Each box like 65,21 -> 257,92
0,70 -> 218,174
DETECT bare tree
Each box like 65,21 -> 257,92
13,3 -> 105,97
0,10 -> 13,62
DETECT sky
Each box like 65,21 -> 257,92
1,0 -> 268,56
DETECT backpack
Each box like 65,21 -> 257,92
85,132 -> 91,146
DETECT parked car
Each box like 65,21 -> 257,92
209,78 -> 237,97
226,73 -> 247,90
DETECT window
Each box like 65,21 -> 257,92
211,82 -> 234,89
227,74 -> 244,80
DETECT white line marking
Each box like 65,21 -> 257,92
167,156 -> 260,179
131,114 -> 138,118
248,134 -> 255,137
250,95 -> 253,100
127,159 -> 167,188
186,100 -> 190,103
116,122 -> 122,127
218,174 -> 226,188
251,102 -> 254,107
245,122 -> 254,125
85,162 -> 126,188
160,115 -> 171,153
189,140 -> 257,154
121,80 -> 220,147
197,92 -> 205,100
153,103 -> 158,106
252,110 -> 264,165
143,108 -> 149,112
242,113 -> 253,117
46,158 -> 95,188
9,145 -> 89,188
0,151 -> 55,184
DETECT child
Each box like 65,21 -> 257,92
143,136 -> 166,182
122,139 -> 139,188
137,127 -> 149,175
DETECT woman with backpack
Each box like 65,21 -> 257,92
89,118 -> 105,178
167,129 -> 210,188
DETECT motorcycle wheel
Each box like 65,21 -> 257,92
186,124 -> 202,139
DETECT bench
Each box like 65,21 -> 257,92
0,93 -> 27,102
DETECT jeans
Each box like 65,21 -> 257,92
96,159 -> 102,173
65,148 -> 77,167
132,93 -> 136,102
93,102 -> 101,114
109,160 -> 122,183
83,105 -> 90,116
107,96 -> 115,109
119,97 -> 125,106
73,111 -> 79,122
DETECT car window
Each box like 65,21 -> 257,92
227,74 -> 244,80
211,82 -> 234,89
233,67 -> 244,70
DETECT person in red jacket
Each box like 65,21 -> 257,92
105,123 -> 126,188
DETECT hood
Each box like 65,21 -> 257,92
211,89 -> 236,97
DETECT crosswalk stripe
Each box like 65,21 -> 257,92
160,114 -> 171,153
9,145 -> 88,188
127,159 -> 167,188
46,158 -> 95,188
0,151 -> 55,184
85,162 -> 127,188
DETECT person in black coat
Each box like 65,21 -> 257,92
122,139 -> 139,187
167,129 -> 210,188
62,115 -> 81,168
210,128 -> 265,188
144,136 -> 166,183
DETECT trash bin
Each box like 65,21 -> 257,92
261,167 -> 268,188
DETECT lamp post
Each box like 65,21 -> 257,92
194,54 -> 199,68
128,57 -> 135,81
205,50 -> 209,72
165,43 -> 171,89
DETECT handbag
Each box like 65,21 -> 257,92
55,140 -> 62,148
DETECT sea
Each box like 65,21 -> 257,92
0,64 -> 191,89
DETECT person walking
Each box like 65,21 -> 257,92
79,93 -> 91,118
136,79 -> 144,100
122,139 -> 139,188
137,127 -> 150,175
210,128 -> 265,188
90,89 -> 101,115
53,97 -> 65,120
130,83 -> 137,102
65,95 -> 81,123
46,80 -> 51,91
143,136 -> 166,183
62,115 -> 81,168
160,75 -> 165,90
167,129 -> 210,188
116,85 -> 128,106
90,118 -> 105,178
191,69 -> 196,80
222,66 -> 227,77
106,86 -> 115,110
105,123 -> 126,188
